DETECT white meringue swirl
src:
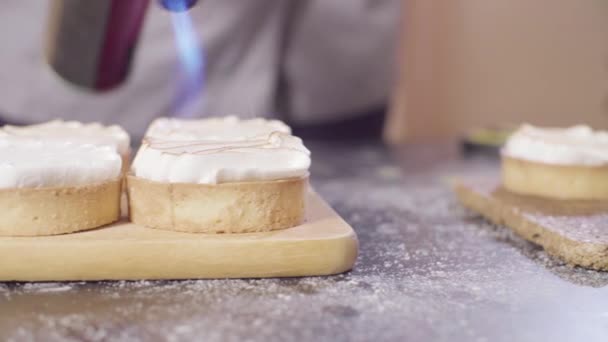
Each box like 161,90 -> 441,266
503,124 -> 608,165
0,137 -> 122,188
0,120 -> 130,156
132,117 -> 310,184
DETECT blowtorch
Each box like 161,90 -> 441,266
46,0 -> 200,92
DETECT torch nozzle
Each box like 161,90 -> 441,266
159,0 -> 199,12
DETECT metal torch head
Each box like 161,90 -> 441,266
159,0 -> 199,12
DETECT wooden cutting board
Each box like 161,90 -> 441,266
0,191 -> 358,281
454,178 -> 608,271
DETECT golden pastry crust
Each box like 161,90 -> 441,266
0,179 -> 122,236
127,175 -> 307,233
502,155 -> 608,200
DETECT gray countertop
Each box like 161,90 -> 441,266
2,142 -> 608,342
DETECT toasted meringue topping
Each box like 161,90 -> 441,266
145,116 -> 291,141
132,117 -> 310,184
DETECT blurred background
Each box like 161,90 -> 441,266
0,0 -> 607,143
387,0 -> 608,143
0,0 -> 400,141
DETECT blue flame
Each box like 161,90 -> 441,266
171,11 -> 205,117
161,0 -> 197,12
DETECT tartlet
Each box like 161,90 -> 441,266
128,117 -> 311,233
501,125 -> 608,200
0,139 -> 122,236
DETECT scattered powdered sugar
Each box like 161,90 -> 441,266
525,212 -> 608,244
469,178 -> 608,245
2,143 -> 608,342
22,283 -> 75,293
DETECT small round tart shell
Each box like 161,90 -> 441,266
126,175 -> 307,234
502,155 -> 608,200
0,179 -> 122,236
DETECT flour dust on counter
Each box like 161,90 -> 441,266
2,143 -> 608,342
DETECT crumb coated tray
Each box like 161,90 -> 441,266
453,178 -> 608,271
0,191 -> 358,281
